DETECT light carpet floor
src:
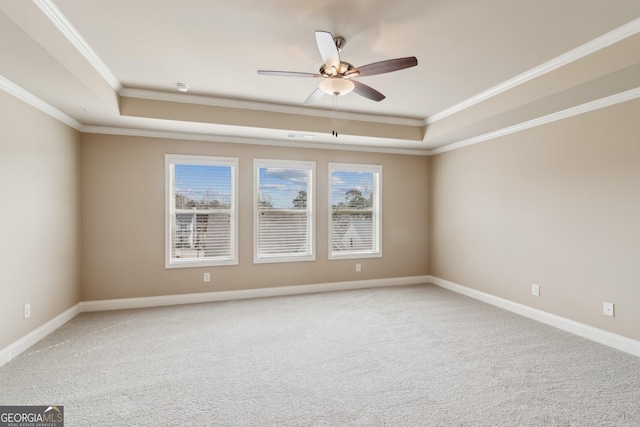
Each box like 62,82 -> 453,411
1,284 -> 640,426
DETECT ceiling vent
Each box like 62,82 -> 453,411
286,133 -> 314,140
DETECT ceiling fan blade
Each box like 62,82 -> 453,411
315,31 -> 340,70
303,87 -> 325,105
347,56 -> 418,78
352,80 -> 385,102
258,70 -> 322,78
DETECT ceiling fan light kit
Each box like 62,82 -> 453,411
320,77 -> 354,96
257,30 -> 418,105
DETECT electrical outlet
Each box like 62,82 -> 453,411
356,263 -> 361,272
24,303 -> 31,319
531,284 -> 540,297
204,272 -> 211,283
603,302 -> 614,317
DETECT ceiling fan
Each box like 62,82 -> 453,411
258,31 -> 418,105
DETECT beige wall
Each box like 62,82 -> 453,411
81,134 -> 430,300
0,91 -> 82,350
4,83 -> 638,350
429,98 -> 640,341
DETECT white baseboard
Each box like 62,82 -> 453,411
80,275 -> 431,312
8,275 -> 635,370
429,275 -> 640,358
0,303 -> 82,369
0,276 -> 429,368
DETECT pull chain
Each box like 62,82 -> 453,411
331,96 -> 338,137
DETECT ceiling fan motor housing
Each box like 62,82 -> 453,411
319,62 -> 355,77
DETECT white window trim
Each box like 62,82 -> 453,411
253,158 -> 316,264
165,154 -> 239,269
328,162 -> 382,260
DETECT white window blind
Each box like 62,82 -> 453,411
254,159 -> 315,263
329,163 -> 381,259
166,155 -> 238,268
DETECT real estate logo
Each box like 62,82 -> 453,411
0,406 -> 63,427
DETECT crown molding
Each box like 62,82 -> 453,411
30,0 -> 423,128
428,86 -> 640,155
0,68 -> 428,155
426,17 -> 640,125
9,4 -> 640,157
32,1 -> 640,142
119,88 -> 425,127
81,125 -> 431,156
0,74 -> 82,130
4,67 -> 636,158
33,0 -> 122,92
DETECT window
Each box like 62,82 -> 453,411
166,155 -> 238,268
329,163 -> 381,259
254,159 -> 315,263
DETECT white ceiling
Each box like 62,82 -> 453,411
2,0 -> 640,154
